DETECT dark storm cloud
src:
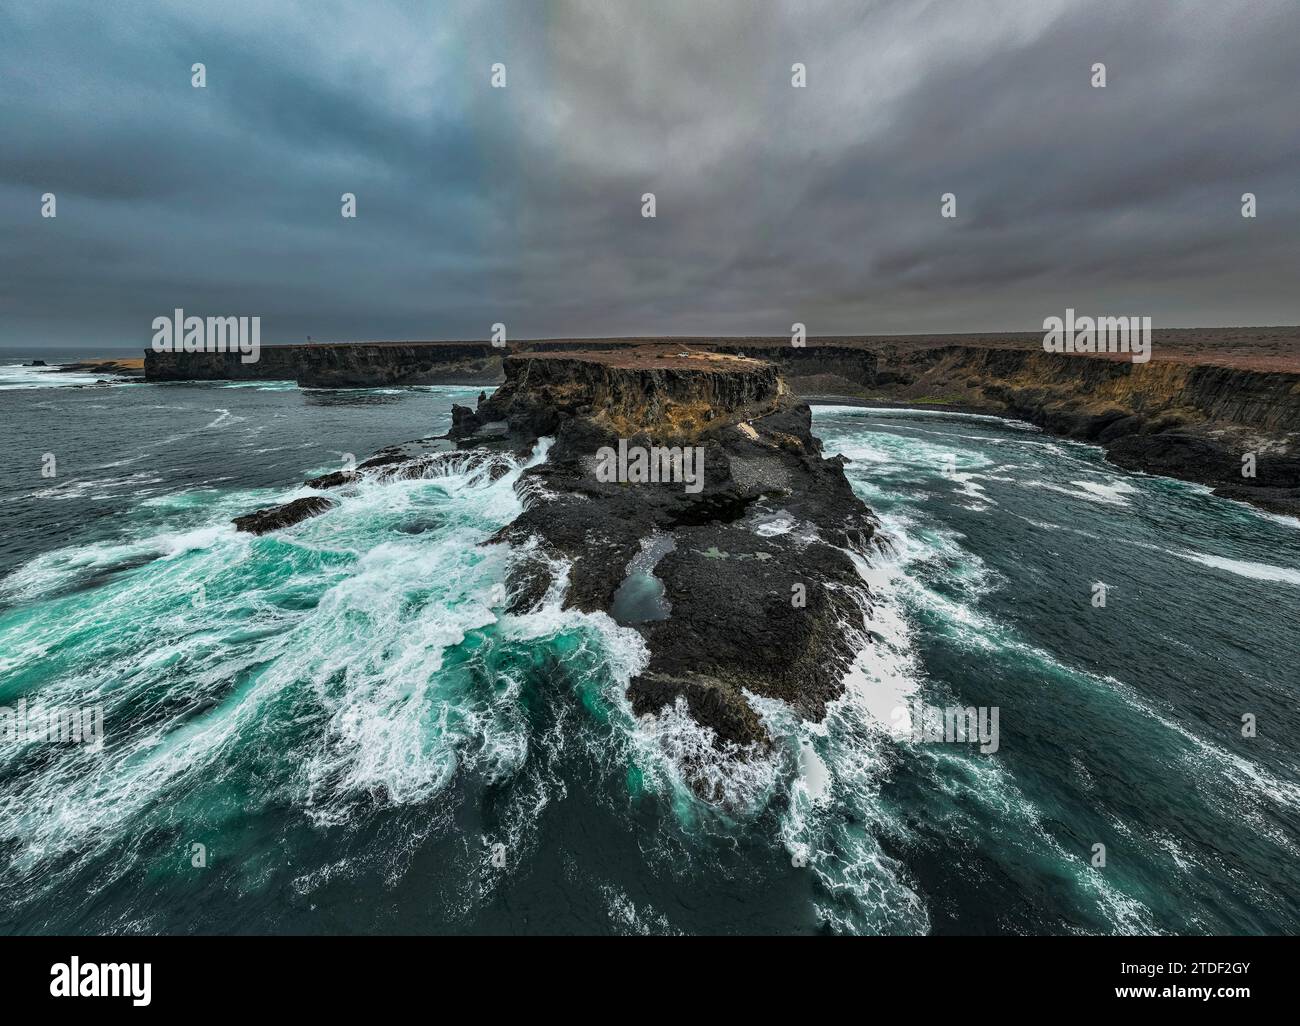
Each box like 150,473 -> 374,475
2,0 -> 1297,347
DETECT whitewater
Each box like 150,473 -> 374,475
1,358 -> 1297,934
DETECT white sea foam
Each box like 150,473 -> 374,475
1174,550 -> 1300,587
1024,478 -> 1138,506
0,363 -> 116,389
810,405 -> 1040,431
817,424 -> 1169,933
0,436 -> 556,898
600,883 -> 682,935
201,408 -> 243,431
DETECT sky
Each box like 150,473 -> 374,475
3,0 -> 1298,348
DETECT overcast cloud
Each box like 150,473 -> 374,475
3,0 -> 1298,347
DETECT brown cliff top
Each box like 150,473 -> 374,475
506,345 -> 768,372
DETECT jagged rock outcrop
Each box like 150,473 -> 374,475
228,345 -> 880,780
232,496 -> 337,534
452,347 -> 879,784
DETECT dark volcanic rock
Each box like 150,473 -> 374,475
232,496 -> 337,534
230,346 -> 882,788
303,469 -> 357,489
448,403 -> 484,438
459,347 -> 784,444
465,346 -> 879,764
1106,432 -> 1300,515
1105,432 -> 1235,480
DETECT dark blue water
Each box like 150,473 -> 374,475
1,361 -> 1297,934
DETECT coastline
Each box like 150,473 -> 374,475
800,393 -> 1300,519
5,341 -> 1299,936
55,357 -> 145,377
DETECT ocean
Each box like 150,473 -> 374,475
1,355 -> 1297,934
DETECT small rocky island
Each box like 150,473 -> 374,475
235,346 -> 881,765
454,347 -> 879,751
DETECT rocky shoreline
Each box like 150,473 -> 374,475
847,349 -> 1300,517
453,349 -> 880,759
232,346 -> 882,788
225,339 -> 1300,794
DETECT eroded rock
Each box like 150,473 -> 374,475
232,496 -> 337,534
459,346 -> 879,756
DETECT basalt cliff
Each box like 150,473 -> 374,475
146,341 -> 504,387
825,343 -> 1300,515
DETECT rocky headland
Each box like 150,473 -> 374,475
56,357 -> 145,378
449,348 -> 879,763
233,346 -> 881,785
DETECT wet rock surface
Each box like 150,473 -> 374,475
232,345 -> 881,759
460,347 -> 879,755
232,496 -> 338,534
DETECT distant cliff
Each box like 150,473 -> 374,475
851,346 -> 1300,515
145,336 -> 1300,514
144,342 -> 503,387
142,338 -> 873,388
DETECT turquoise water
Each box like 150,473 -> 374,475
1,361 -> 1298,934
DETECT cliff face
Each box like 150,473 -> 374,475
144,342 -> 503,387
453,349 -> 784,441
872,345 -> 1300,433
857,346 -> 1300,514
294,343 -> 503,387
146,346 -> 303,381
